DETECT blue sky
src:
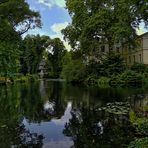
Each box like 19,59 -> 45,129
26,0 -> 71,49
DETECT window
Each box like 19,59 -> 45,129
129,56 -> 131,63
139,54 -> 142,62
133,55 -> 135,63
101,45 -> 105,52
110,47 -> 113,51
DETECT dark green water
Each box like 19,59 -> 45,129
0,80 -> 147,148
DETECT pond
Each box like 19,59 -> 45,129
0,80 -> 148,148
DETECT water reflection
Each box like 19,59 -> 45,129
0,81 -> 148,147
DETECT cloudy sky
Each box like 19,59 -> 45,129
25,0 -> 147,50
26,0 -> 71,49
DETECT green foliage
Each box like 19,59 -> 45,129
20,35 -> 66,78
133,118 -> 148,136
129,110 -> 137,123
128,138 -> 148,148
101,53 -> 126,76
110,70 -> 143,86
61,52 -> 87,83
97,77 -> 110,85
0,42 -> 19,77
62,60 -> 86,83
131,63 -> 147,73
85,53 -> 125,85
63,0 -> 148,55
98,102 -> 130,115
0,0 -> 41,79
0,0 -> 41,35
47,38 -> 66,78
85,74 -> 98,85
20,35 -> 50,75
86,60 -> 102,77
9,74 -> 39,83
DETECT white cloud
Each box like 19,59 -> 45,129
30,6 -> 38,11
38,0 -> 66,8
50,22 -> 71,50
51,22 -> 68,33
136,23 -> 147,35
136,28 -> 145,35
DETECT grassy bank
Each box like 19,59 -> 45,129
0,74 -> 39,84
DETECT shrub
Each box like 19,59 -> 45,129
61,59 -> 87,83
120,70 -> 143,84
128,138 -> 148,148
86,60 -> 103,77
131,63 -> 147,73
134,118 -> 148,136
110,70 -> 143,86
85,74 -> 98,85
28,74 -> 39,82
101,52 -> 126,76
97,77 -> 110,85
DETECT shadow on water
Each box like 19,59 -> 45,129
0,81 -> 148,147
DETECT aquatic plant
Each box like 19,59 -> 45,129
98,102 -> 130,115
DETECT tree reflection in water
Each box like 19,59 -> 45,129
63,106 -> 135,148
0,81 -> 148,147
0,85 -> 44,148
0,81 -> 67,147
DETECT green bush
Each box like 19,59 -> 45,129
61,59 -> 87,83
86,60 -> 102,77
131,63 -> 147,73
101,52 -> 126,76
128,138 -> 148,148
110,70 -> 143,86
85,74 -> 98,85
26,74 -> 39,82
98,77 -> 110,85
134,119 -> 148,135
13,74 -> 39,83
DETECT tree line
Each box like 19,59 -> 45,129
0,0 -> 66,79
0,0 -> 148,83
60,0 -> 148,85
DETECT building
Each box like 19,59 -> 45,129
123,32 -> 148,66
98,32 -> 148,66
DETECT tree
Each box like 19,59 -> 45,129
0,0 -> 41,35
0,0 -> 41,78
20,35 -> 50,74
47,38 -> 66,78
101,52 -> 126,76
0,42 -> 20,78
21,36 -> 66,78
61,50 -> 87,83
63,0 -> 148,56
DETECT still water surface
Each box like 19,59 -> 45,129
0,80 -> 148,148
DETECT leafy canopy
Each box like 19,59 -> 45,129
63,0 -> 148,55
0,0 -> 41,77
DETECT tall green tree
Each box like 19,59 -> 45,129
0,0 -> 41,35
63,0 -> 148,56
0,0 -> 41,78
47,38 -> 66,78
20,35 -> 50,74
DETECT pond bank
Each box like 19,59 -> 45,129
0,74 -> 39,84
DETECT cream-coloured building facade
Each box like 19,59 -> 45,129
123,32 -> 148,66
99,32 -> 148,66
